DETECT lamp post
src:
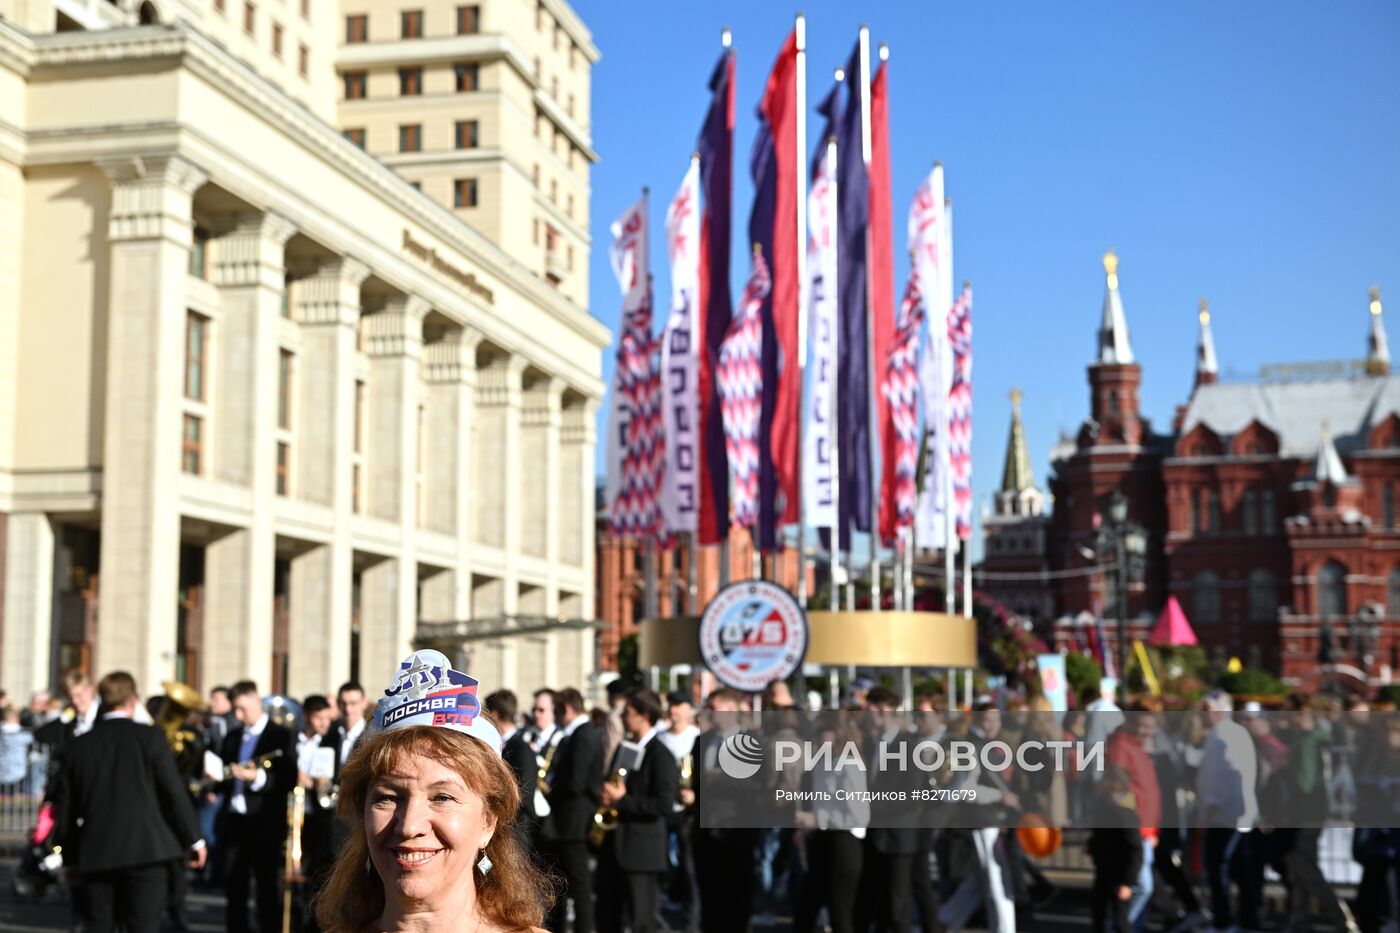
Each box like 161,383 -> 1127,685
1099,490 -> 1147,706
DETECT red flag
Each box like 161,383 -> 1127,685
756,30 -> 800,537
870,60 -> 897,544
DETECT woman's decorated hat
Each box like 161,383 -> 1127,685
374,649 -> 502,755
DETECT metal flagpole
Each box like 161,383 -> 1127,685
827,74 -> 843,616
717,28 -> 732,593
942,192 -> 956,619
794,13 -> 809,609
858,27 -> 881,615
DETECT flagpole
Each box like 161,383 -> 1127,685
857,26 -> 882,614
717,27 -> 732,592
828,71 -> 844,616
794,12 -> 809,609
961,278 -> 973,623
942,192 -> 955,619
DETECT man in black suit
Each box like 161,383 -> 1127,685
218,680 -> 297,933
49,670 -> 205,933
483,689 -> 536,830
596,688 -> 680,933
541,686 -> 604,933
686,687 -> 761,933
855,687 -> 922,933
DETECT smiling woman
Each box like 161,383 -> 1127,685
314,684 -> 553,931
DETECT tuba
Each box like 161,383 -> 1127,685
158,680 -> 206,784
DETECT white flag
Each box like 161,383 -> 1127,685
803,142 -> 838,531
913,166 -> 950,548
604,194 -> 653,536
659,163 -> 701,534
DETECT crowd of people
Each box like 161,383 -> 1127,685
10,666 -> 1400,933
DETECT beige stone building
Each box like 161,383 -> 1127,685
0,0 -> 607,704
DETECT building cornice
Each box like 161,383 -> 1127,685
533,86 -> 597,162
334,33 -> 535,80
20,24 -> 611,369
541,0 -> 600,64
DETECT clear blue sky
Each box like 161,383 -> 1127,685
575,0 -> 1400,551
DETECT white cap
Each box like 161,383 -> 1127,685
1242,700 -> 1263,714
374,649 -> 502,756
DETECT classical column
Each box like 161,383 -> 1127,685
521,377 -> 564,613
96,154 -> 206,690
358,296 -> 428,686
202,212 -> 296,691
2,513 -> 55,697
286,257 -> 369,697
420,326 -> 482,622
474,353 -> 527,615
560,397 -> 598,596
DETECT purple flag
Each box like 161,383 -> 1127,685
836,40 -> 871,549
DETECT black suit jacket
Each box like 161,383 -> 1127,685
689,728 -> 762,848
541,722 -> 604,842
501,730 -> 537,821
218,720 -> 297,825
609,737 -> 680,872
865,729 -> 923,855
50,717 -> 202,873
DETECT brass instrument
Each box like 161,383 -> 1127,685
534,737 -> 559,817
588,768 -> 628,848
158,680 -> 206,785
219,748 -> 285,780
314,776 -> 339,810
282,785 -> 306,933
679,753 -> 694,792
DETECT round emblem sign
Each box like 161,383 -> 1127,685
698,580 -> 809,694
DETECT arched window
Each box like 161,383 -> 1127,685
1261,489 -> 1277,531
1386,485 -> 1395,530
1317,561 -> 1347,617
1192,571 -> 1221,624
1388,567 -> 1400,619
138,0 -> 158,22
1248,569 -> 1276,622
1206,490 -> 1222,533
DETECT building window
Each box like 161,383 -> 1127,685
1318,560 -> 1347,617
399,124 -> 421,152
552,23 -> 559,51
549,178 -> 557,203
1261,489 -> 1276,531
1108,390 -> 1119,414
243,1 -> 254,33
399,67 -> 422,96
533,56 -> 541,79
277,350 -> 294,429
1188,490 -> 1199,534
275,441 -> 290,495
1386,485 -> 1396,529
1242,489 -> 1258,535
1248,569 -> 1276,622
1191,571 -> 1221,624
531,163 -> 540,187
343,71 -> 366,100
182,414 -> 203,475
551,75 -> 559,101
1389,567 -> 1400,618
345,13 -> 366,42
456,4 -> 478,34
271,22 -> 283,57
214,0 -> 224,14
400,9 -> 422,38
455,120 -> 478,149
189,226 -> 209,279
566,193 -> 574,217
567,93 -> 574,118
569,44 -> 576,69
299,0 -> 308,19
354,380 -> 366,454
1323,484 -> 1336,508
1204,490 -> 1221,533
454,62 -> 479,92
344,127 -> 366,148
532,218 -> 539,246
185,312 -> 208,401
298,43 -> 308,76
454,177 -> 477,208
415,403 -> 426,525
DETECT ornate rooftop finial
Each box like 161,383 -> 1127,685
1096,250 -> 1134,365
1195,297 -> 1218,388
1367,285 -> 1390,376
1199,297 -> 1210,325
1009,386 -> 1023,411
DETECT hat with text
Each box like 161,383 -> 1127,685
374,649 -> 501,755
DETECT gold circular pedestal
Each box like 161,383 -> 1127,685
639,611 -> 977,670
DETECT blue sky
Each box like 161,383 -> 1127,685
575,1 -> 1400,551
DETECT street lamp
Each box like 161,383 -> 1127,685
1097,489 -> 1147,705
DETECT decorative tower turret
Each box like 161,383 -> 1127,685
1086,250 -> 1144,445
1194,298 -> 1218,389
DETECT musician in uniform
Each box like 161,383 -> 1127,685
218,680 -> 296,933
50,671 -> 206,933
483,690 -> 535,829
540,687 -> 603,933
687,688 -> 760,933
596,689 -> 680,933
296,694 -> 336,933
854,686 -> 922,933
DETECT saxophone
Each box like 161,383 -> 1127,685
534,736 -> 558,818
588,768 -> 628,848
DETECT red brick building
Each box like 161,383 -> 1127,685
1045,257 -> 1398,690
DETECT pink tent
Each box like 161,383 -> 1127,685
1149,596 -> 1199,647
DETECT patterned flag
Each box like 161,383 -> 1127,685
660,161 -> 701,535
717,247 -> 772,529
802,88 -> 839,532
604,194 -> 664,541
881,268 -> 925,540
911,166 -> 950,549
948,284 -> 973,540
869,57 -> 897,546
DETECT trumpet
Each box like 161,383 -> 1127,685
588,768 -> 627,848
220,748 -> 285,780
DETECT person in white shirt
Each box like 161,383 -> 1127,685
332,682 -> 369,770
659,690 -> 700,764
1195,689 -> 1261,932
